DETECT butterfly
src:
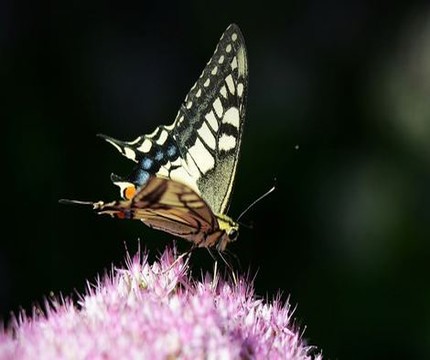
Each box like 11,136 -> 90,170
61,24 -> 248,251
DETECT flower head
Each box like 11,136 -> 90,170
1,246 -> 322,359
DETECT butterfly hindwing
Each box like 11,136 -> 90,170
95,176 -> 220,245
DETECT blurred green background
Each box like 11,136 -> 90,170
3,1 -> 430,358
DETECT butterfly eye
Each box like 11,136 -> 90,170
228,228 -> 239,242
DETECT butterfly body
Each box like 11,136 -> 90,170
62,24 -> 248,250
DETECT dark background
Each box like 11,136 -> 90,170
3,1 -> 430,358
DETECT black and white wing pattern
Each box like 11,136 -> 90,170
99,24 -> 248,216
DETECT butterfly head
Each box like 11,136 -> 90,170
215,214 -> 239,251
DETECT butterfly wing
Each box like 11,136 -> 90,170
173,23 -> 248,215
100,24 -> 248,215
95,176 -> 219,244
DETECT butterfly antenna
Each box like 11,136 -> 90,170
237,183 -> 276,222
238,219 -> 254,230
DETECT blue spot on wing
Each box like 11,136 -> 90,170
133,169 -> 150,187
155,151 -> 164,161
167,145 -> 177,158
141,157 -> 153,170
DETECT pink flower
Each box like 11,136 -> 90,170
0,246 -> 322,359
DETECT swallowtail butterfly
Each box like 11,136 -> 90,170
62,24 -> 248,251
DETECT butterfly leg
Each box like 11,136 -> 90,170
158,245 -> 195,275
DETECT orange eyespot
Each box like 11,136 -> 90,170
124,185 -> 136,200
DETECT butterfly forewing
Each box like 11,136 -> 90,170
173,24 -> 248,214
100,24 -> 248,216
